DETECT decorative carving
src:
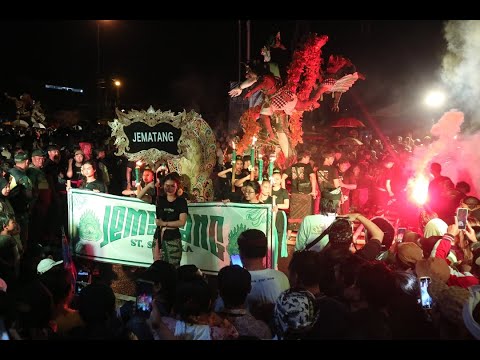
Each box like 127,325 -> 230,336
109,107 -> 216,202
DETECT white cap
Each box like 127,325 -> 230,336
37,258 -> 63,274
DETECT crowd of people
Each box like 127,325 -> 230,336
0,27 -> 479,341
0,117 -> 479,340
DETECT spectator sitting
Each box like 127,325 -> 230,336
66,283 -> 135,339
160,276 -> 239,340
122,260 -> 177,340
238,229 -> 289,318
39,262 -> 84,335
217,265 -> 272,339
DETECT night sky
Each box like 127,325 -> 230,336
0,20 -> 447,131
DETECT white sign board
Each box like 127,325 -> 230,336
67,189 -> 275,273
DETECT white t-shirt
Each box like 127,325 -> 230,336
247,269 -> 290,308
295,213 -> 336,252
213,268 -> 290,312
174,320 -> 211,340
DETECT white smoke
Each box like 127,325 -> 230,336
441,20 -> 480,121
409,110 -> 480,197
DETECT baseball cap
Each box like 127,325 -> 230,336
14,152 -> 29,163
37,258 -> 63,274
31,149 -> 45,157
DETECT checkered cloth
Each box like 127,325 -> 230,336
260,88 -> 298,116
271,88 -> 295,108
321,78 -> 337,86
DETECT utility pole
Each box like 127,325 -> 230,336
96,21 -> 105,120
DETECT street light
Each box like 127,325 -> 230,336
96,20 -> 111,120
113,79 -> 121,108
424,90 -> 446,108
424,89 -> 446,128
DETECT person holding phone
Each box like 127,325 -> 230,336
39,264 -> 85,335
419,276 -> 433,309
396,228 -> 406,243
75,270 -> 91,295
135,280 -> 155,316
429,217 -> 480,288
457,208 -> 468,230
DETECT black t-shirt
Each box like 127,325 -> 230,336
286,162 -> 314,193
355,239 -> 382,261
70,164 -> 83,182
317,165 -> 339,192
43,158 -> 64,193
156,196 -> 189,240
234,169 -> 250,192
266,189 -> 289,232
82,179 -> 107,193
272,187 -> 289,208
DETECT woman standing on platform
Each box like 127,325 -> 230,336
153,173 -> 188,267
241,180 -> 262,204
78,160 -> 107,193
261,173 -> 290,269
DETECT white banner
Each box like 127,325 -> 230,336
68,189 -> 275,273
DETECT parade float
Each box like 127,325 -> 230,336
233,33 -> 363,169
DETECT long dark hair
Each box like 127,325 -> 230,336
243,180 -> 261,195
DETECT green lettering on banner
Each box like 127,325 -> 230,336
101,206 -> 157,248
187,214 -> 226,261
146,211 -> 157,236
110,206 -> 126,243
192,214 -> 209,250
209,216 -> 225,261
180,215 -> 193,244
101,205 -> 111,248
124,208 -> 147,237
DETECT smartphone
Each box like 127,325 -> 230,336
136,280 -> 154,316
457,208 -> 468,230
396,227 -> 406,243
75,270 -> 91,295
230,254 -> 243,267
419,276 -> 433,309
0,318 -> 9,341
